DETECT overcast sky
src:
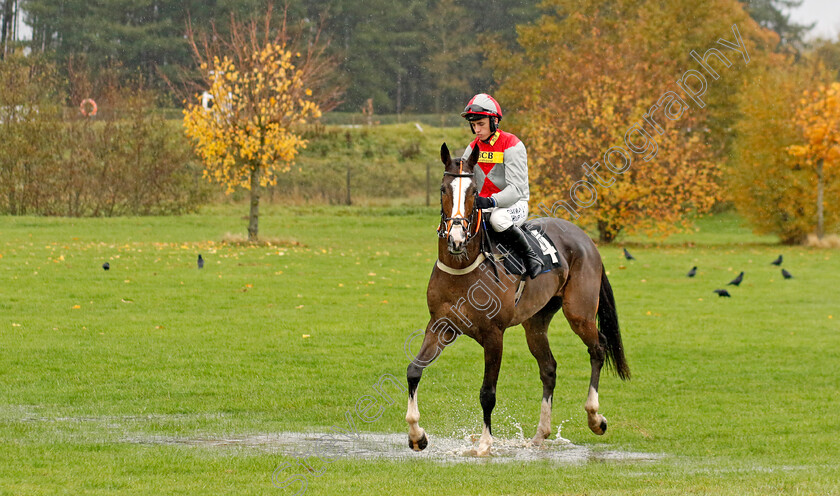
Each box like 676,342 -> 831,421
785,0 -> 840,40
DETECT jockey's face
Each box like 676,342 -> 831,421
470,117 -> 493,141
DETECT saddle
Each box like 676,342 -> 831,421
485,221 -> 563,276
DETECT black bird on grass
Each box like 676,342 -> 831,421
623,247 -> 635,261
782,268 -> 793,279
198,254 -> 204,269
713,289 -> 731,297
102,262 -> 110,271
771,255 -> 783,266
727,271 -> 744,286
687,266 -> 697,277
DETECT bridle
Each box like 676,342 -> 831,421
437,162 -> 482,247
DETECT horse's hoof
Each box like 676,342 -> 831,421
531,430 -> 550,446
472,446 -> 491,457
409,432 -> 428,451
589,415 -> 608,435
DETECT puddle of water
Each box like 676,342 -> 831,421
9,409 -> 661,464
132,431 -> 663,465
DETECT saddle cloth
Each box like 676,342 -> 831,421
487,221 -> 563,276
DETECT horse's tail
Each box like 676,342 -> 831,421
597,266 -> 630,380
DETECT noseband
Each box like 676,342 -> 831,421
437,165 -> 482,245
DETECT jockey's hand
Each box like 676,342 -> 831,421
475,196 -> 495,210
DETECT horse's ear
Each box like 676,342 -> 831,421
466,144 -> 480,168
440,142 -> 451,167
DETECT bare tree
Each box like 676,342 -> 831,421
179,3 -> 344,114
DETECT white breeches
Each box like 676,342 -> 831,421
487,200 -> 529,232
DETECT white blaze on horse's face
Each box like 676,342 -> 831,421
447,176 -> 472,253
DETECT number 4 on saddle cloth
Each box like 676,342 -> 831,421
486,221 -> 561,277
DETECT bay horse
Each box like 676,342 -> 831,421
405,143 -> 630,456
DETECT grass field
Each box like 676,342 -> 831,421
1,205 -> 839,495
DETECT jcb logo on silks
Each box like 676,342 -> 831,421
478,151 -> 504,163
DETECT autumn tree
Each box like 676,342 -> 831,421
490,0 -> 773,242
0,53 -> 61,214
729,60 -> 813,243
183,7 -> 333,241
787,81 -> 840,239
729,52 -> 840,244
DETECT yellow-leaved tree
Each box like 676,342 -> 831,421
183,8 -> 339,241
787,81 -> 840,239
489,0 -> 775,242
728,56 -> 840,244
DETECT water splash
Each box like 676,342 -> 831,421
555,418 -> 573,444
133,431 -> 663,465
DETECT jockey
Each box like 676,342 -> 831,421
461,93 -> 544,279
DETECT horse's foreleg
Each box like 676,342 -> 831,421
522,297 -> 562,446
475,330 -> 503,457
406,329 -> 449,451
524,325 -> 557,445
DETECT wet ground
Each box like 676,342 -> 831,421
8,408 -> 661,464
134,429 -> 663,464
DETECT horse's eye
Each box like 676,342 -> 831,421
440,187 -> 446,193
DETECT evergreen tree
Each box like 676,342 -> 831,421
20,0 -> 541,112
739,0 -> 814,49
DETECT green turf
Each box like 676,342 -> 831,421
1,205 -> 838,495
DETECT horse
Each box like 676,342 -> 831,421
405,143 -> 630,456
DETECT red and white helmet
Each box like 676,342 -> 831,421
461,93 -> 502,122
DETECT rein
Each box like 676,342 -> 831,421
436,162 -> 485,276
437,166 -> 482,244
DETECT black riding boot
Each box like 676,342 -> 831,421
500,225 -> 544,279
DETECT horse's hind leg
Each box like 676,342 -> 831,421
582,327 -> 608,435
562,283 -> 609,435
523,296 -> 562,446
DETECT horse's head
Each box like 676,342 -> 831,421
438,142 -> 481,255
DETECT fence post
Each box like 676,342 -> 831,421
346,165 -> 351,205
426,162 -> 430,207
